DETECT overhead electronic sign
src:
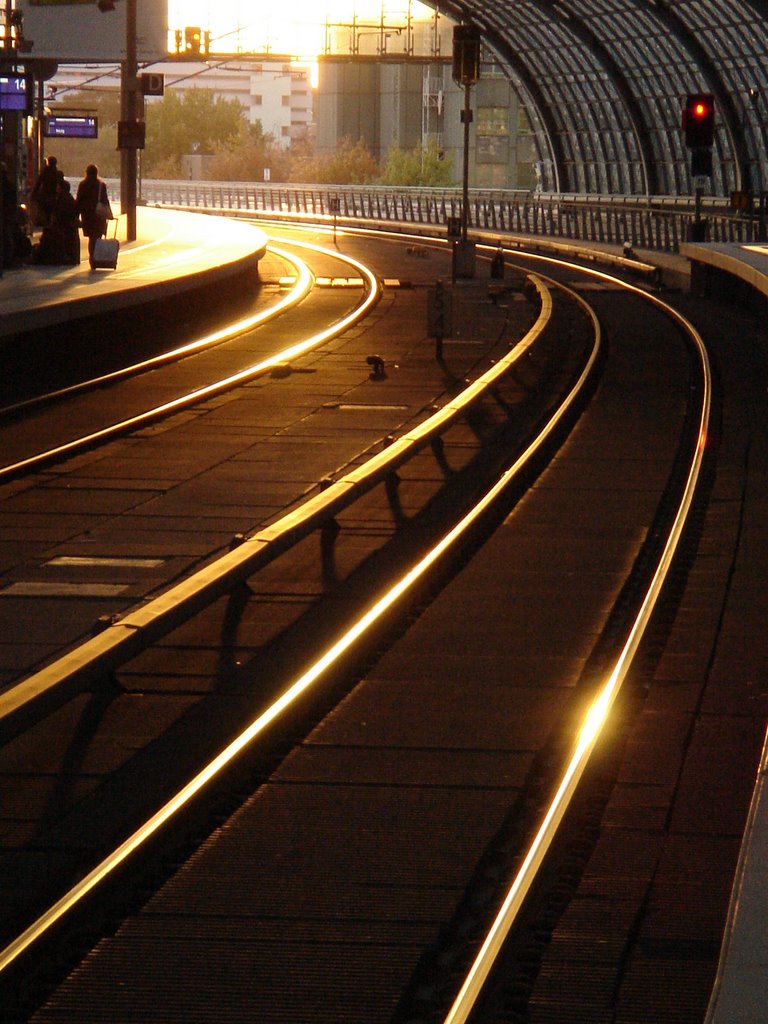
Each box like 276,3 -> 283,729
44,113 -> 98,138
0,72 -> 32,112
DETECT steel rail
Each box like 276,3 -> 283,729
0,224 -> 712,1019
0,245 -> 308,420
188,208 -> 664,287
0,273 -> 594,982
0,272 -> 553,740
442,274 -> 712,1024
342,220 -> 660,281
0,239 -> 368,483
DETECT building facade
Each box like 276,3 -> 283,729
313,9 -> 534,189
48,59 -> 314,149
316,57 -> 535,190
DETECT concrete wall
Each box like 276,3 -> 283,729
379,64 -> 426,155
316,63 -> 380,156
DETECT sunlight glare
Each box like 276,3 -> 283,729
168,0 -> 436,61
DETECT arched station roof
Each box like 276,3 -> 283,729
438,0 -> 768,195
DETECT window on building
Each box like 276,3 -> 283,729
282,95 -> 290,106
477,107 -> 509,137
253,94 -> 262,105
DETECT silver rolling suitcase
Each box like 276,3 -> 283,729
92,219 -> 119,270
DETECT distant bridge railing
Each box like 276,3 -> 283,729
132,180 -> 765,253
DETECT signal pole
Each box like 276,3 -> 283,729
99,0 -> 140,241
451,23 -> 480,278
461,81 -> 471,242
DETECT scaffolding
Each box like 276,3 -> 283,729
322,0 -> 447,60
422,65 -> 444,155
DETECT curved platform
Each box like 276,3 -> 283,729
681,240 -> 768,312
706,730 -> 768,1023
0,206 -> 268,340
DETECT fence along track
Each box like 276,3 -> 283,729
129,178 -> 762,251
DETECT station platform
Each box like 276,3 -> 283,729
681,239 -> 768,312
0,205 -> 268,340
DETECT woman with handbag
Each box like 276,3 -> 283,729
75,163 -> 112,270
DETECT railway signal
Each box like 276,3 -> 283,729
682,93 -> 715,149
683,93 -> 715,238
184,26 -> 202,55
452,23 -> 481,274
452,24 -> 481,87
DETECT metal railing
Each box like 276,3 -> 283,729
131,179 -> 766,252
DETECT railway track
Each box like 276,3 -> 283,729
0,238 -> 380,479
0,246 -> 306,420
0,229 -> 728,1022
0,231 -> 536,700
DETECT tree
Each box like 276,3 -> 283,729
43,87 -> 121,180
206,121 -> 290,182
379,139 -> 453,187
290,137 -> 379,184
143,89 -> 245,175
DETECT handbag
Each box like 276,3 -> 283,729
95,183 -> 113,221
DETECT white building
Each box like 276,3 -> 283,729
157,61 -> 313,146
48,59 -> 314,148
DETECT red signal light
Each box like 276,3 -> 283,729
683,93 -> 715,148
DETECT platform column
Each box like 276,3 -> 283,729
119,0 -> 139,241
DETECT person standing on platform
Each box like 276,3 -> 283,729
30,155 -> 63,228
75,164 -> 111,270
52,179 -> 80,264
